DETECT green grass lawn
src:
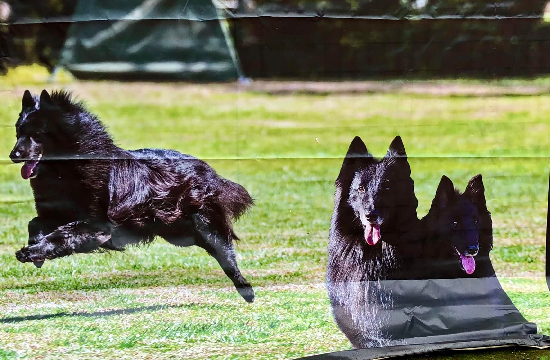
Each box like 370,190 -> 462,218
0,69 -> 549,359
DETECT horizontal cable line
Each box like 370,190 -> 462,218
3,14 -> 543,26
2,156 -> 550,161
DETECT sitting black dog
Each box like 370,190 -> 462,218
10,89 -> 255,303
326,136 -> 422,348
417,174 -> 495,279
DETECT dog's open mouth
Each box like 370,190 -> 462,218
21,154 -> 42,180
364,222 -> 381,246
454,247 -> 476,275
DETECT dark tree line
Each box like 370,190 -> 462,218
232,0 -> 550,78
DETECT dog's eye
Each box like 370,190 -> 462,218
452,221 -> 458,228
358,186 -> 365,193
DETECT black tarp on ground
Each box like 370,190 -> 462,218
300,337 -> 550,360
314,278 -> 549,359
299,223 -> 550,358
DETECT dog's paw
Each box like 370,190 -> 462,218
15,247 -> 45,264
237,285 -> 255,303
15,248 -> 29,262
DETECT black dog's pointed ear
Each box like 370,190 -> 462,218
336,136 -> 372,185
464,174 -> 487,209
347,136 -> 368,158
386,136 -> 407,158
432,175 -> 456,209
22,90 -> 35,109
39,90 -> 56,109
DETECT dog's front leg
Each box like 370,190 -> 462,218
28,217 -> 59,245
15,221 -> 112,264
27,217 -> 62,268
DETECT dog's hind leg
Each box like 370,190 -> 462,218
190,214 -> 255,303
15,221 -> 112,264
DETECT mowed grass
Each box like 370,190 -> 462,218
0,72 -> 549,359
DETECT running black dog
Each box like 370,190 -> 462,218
10,89 -> 255,302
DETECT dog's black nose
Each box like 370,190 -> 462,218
365,213 -> 378,222
9,149 -> 24,163
466,245 -> 479,256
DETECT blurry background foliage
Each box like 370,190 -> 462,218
2,0 -> 550,79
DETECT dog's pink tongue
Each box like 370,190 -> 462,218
21,161 -> 37,180
460,255 -> 476,275
365,223 -> 381,245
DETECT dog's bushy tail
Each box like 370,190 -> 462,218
217,179 -> 254,221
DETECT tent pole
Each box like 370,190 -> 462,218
47,65 -> 61,83
213,0 -> 249,83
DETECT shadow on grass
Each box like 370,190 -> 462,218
0,304 -> 186,324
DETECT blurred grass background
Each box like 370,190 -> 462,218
0,67 -> 548,359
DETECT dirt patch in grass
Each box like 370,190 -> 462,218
499,278 -> 549,293
494,266 -> 545,279
495,236 -> 546,247
7,80 -> 550,104
243,80 -> 550,97
1,289 -> 105,305
4,82 -> 235,108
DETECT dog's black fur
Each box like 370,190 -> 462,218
10,89 -> 255,303
418,174 -> 495,279
326,136 -> 422,348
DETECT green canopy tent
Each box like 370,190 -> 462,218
57,0 -> 244,81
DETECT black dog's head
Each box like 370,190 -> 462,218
428,174 -> 489,275
10,90 -> 43,179
10,89 -> 89,180
337,136 -> 418,246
